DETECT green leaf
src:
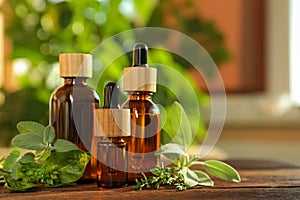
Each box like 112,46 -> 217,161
19,153 -> 35,164
193,170 -> 214,186
4,175 -> 37,191
155,143 -> 187,161
204,160 -> 241,182
16,121 -> 45,136
134,0 -> 157,25
2,150 -> 20,172
53,139 -> 79,152
11,133 -> 45,151
38,150 -> 52,161
44,150 -> 90,187
165,101 -> 193,149
0,169 -> 9,176
160,130 -> 172,145
10,162 -> 20,180
43,125 -> 56,144
180,168 -> 213,188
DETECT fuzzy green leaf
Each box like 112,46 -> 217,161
2,150 -> 20,172
43,125 -> 56,144
11,133 -> 45,151
53,139 -> 79,152
155,143 -> 187,161
19,153 -> 35,164
16,121 -> 45,136
180,168 -> 213,188
204,160 -> 241,182
193,170 -> 214,186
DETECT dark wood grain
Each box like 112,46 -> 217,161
1,159 -> 300,200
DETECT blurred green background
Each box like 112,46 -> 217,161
0,0 -> 229,146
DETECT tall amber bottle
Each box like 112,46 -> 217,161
122,43 -> 160,182
49,53 -> 100,181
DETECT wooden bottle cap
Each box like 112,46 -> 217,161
123,67 -> 157,92
94,109 -> 131,137
59,53 -> 92,78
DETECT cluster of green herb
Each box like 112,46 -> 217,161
135,102 -> 241,191
0,121 -> 90,191
135,143 -> 241,191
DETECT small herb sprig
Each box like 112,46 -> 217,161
0,121 -> 90,191
135,143 -> 241,190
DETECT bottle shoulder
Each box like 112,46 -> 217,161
51,84 -> 100,103
121,99 -> 160,114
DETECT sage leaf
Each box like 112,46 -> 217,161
155,143 -> 187,161
43,125 -> 55,144
11,133 -> 45,151
54,139 -> 79,152
193,170 -> 214,186
180,168 -> 214,188
204,160 -> 241,182
165,101 -> 193,149
19,153 -> 35,164
44,150 -> 90,187
16,121 -> 45,136
2,150 -> 20,172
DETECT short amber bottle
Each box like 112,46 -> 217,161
49,53 -> 100,181
122,43 -> 160,182
95,83 -> 130,187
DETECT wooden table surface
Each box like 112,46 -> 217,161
1,159 -> 300,200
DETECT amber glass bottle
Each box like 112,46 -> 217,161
49,53 -> 100,181
95,82 -> 130,187
122,43 -> 160,182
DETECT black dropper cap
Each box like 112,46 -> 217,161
133,43 -> 148,67
103,82 -> 120,109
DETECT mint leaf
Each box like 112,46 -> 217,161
44,150 -> 90,187
155,143 -> 187,161
16,121 -> 45,136
164,101 -> 193,149
2,150 -> 20,172
43,125 -> 55,144
19,153 -> 35,164
204,160 -> 241,182
53,139 -> 79,152
11,133 -> 45,151
4,175 -> 37,191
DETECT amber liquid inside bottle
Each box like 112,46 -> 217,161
50,78 -> 100,181
97,137 -> 128,188
122,92 -> 160,182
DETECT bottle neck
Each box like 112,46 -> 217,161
64,77 -> 87,86
127,91 -> 153,101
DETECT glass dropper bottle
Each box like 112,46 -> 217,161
122,43 -> 160,182
95,82 -> 130,188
